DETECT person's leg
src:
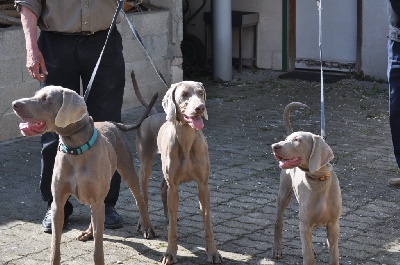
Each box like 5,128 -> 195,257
38,31 -> 82,231
40,132 -> 59,204
78,28 -> 125,228
388,39 -> 400,186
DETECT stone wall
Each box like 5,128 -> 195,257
0,6 -> 182,141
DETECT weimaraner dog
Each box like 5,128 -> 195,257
155,81 -> 222,264
129,71 -> 168,217
12,85 -> 156,265
271,102 -> 342,265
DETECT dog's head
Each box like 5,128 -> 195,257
12,85 -> 88,136
162,81 -> 208,130
271,131 -> 334,173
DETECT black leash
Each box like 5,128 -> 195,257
84,0 -> 124,102
84,0 -> 169,102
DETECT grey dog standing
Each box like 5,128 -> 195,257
271,102 -> 342,265
12,86 -> 156,265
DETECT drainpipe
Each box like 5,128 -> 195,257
212,0 -> 232,81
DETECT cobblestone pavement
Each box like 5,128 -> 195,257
1,69 -> 400,265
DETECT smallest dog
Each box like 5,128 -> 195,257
271,102 -> 342,265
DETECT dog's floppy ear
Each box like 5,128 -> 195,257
55,89 -> 87,128
198,82 -> 208,120
162,83 -> 178,121
308,134 -> 334,173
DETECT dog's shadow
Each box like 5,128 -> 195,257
66,217 -> 234,264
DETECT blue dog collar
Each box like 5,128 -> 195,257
58,128 -> 98,155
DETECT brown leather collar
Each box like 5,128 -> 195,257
307,172 -> 331,181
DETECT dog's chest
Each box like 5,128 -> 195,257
290,169 -> 341,224
170,136 -> 209,181
54,143 -> 116,203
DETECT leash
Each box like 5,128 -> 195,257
84,1 -> 169,102
122,10 -> 169,89
317,0 -> 326,140
84,0 -> 124,102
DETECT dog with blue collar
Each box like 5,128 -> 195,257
12,85 -> 157,264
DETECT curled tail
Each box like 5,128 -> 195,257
131,71 -> 158,115
283,102 -> 309,135
115,92 -> 158,132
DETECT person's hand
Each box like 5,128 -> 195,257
26,46 -> 47,82
20,6 -> 48,82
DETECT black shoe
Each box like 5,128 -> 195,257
104,206 -> 123,229
42,201 -> 73,233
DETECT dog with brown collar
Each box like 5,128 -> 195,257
271,102 -> 342,265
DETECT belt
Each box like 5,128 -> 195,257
49,29 -> 109,36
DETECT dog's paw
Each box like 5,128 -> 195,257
136,220 -> 156,239
160,252 -> 177,265
272,248 -> 283,259
207,251 -> 223,264
76,229 -> 93,242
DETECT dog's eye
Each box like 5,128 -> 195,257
198,91 -> 204,97
181,91 -> 189,97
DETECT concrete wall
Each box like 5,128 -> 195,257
361,1 -> 387,80
0,6 -> 182,141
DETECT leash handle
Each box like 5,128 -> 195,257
84,0 -> 124,102
317,0 -> 326,140
122,10 -> 169,89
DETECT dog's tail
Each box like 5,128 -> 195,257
283,102 -> 309,135
115,92 -> 158,132
131,71 -> 158,115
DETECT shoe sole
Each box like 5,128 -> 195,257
388,183 -> 400,188
42,226 -> 52,233
42,215 -> 72,234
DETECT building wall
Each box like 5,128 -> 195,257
0,8 -> 182,141
361,1 -> 387,80
185,0 -> 388,80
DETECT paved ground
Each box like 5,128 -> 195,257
1,69 -> 400,265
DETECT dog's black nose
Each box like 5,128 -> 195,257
12,101 -> 23,110
272,143 -> 281,150
196,104 -> 205,113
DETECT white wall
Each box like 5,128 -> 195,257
184,0 -> 388,80
361,1 -> 387,80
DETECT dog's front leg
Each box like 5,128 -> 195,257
91,203 -> 105,265
161,184 -> 179,265
197,181 -> 222,264
326,223 -> 340,265
50,198 -> 67,265
160,179 -> 169,220
272,175 -> 293,259
299,222 -> 315,265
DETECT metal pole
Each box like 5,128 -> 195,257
212,0 -> 232,81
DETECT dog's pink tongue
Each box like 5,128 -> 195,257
19,121 -> 46,136
187,116 -> 204,130
279,157 -> 301,169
